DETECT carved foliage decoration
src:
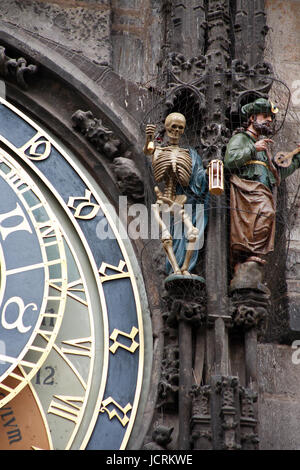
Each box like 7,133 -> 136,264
0,45 -> 38,90
190,385 -> 212,450
71,110 -> 120,159
157,343 -> 179,409
216,376 -> 241,450
230,289 -> 270,333
71,110 -> 144,200
239,387 -> 259,450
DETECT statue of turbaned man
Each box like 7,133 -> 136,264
225,97 -> 300,287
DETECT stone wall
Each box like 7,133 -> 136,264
258,344 -> 300,450
111,0 -> 163,84
257,0 -> 300,449
0,0 -> 112,65
264,1 -> 300,335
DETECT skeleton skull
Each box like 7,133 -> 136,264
165,113 -> 186,144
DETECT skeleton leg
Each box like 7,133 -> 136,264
179,208 -> 200,275
152,202 -> 181,275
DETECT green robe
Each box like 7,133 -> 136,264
225,132 -> 300,257
224,132 -> 300,189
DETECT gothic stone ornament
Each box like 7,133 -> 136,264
230,59 -> 274,115
143,425 -> 174,450
113,156 -> 145,201
166,298 -> 207,329
71,110 -> 121,160
165,52 -> 207,111
239,387 -> 259,450
216,376 -> 241,451
72,110 -> 144,200
144,112 -> 201,278
157,343 -> 179,410
0,46 -> 38,90
190,385 -> 212,450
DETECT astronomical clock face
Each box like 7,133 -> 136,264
0,98 -> 151,450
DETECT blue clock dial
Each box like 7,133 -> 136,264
0,149 -> 68,408
0,97 -> 151,450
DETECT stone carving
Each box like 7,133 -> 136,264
190,385 -> 212,450
71,110 -> 120,159
200,122 -> 231,165
113,156 -> 145,201
166,298 -> 206,328
232,60 -> 273,94
71,110 -> 144,200
216,376 -> 241,450
234,0 -> 269,66
230,0 -> 274,116
157,344 -> 179,409
239,387 -> 259,450
231,60 -> 274,116
143,425 -> 174,450
165,52 -> 207,111
0,46 -> 38,90
231,301 -> 268,332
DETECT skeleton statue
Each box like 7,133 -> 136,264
144,112 -> 208,276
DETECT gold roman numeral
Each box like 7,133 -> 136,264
60,337 -> 92,357
48,395 -> 84,423
49,279 -> 88,306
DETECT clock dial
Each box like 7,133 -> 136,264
0,149 -> 68,408
0,367 -> 51,450
28,234 -> 99,450
0,97 -> 151,450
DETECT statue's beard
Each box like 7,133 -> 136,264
252,119 -> 274,136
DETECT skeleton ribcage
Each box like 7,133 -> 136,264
153,147 -> 192,187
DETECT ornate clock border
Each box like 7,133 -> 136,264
0,29 -> 157,450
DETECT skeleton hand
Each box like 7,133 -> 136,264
144,124 -> 156,155
145,124 -> 156,140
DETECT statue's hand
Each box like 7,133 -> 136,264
254,138 -> 274,152
144,124 -> 156,155
145,124 -> 156,140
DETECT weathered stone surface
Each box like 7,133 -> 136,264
111,0 -> 163,83
258,343 -> 300,449
0,0 -> 112,65
265,0 -> 300,64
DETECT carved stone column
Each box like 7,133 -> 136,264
213,376 -> 241,450
204,0 -> 231,382
172,1 -> 206,58
164,279 -> 207,450
230,261 -> 270,389
239,386 -> 259,450
190,385 -> 212,450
